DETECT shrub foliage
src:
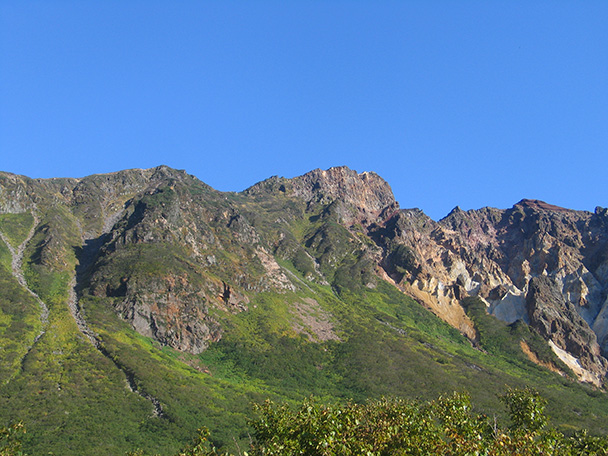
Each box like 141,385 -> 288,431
120,388 -> 608,455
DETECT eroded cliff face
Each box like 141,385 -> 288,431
374,199 -> 608,385
371,209 -> 478,340
288,167 -> 399,226
92,272 -> 223,354
245,166 -> 399,228
526,276 -> 607,385
81,166 -> 402,355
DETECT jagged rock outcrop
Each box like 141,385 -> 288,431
289,167 -> 398,225
526,276 -> 608,384
94,273 -> 222,354
247,166 -> 399,228
375,198 -> 608,385
371,208 -> 478,339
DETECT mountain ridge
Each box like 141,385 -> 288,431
2,164 -> 608,455
2,165 -> 607,362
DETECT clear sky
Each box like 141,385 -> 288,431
1,1 -> 606,220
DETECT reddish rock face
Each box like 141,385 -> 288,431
516,199 -> 572,212
372,199 -> 608,384
246,166 -> 399,228
289,167 -> 397,220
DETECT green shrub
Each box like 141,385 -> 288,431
0,422 -> 25,456
245,389 -> 608,456
500,387 -> 547,433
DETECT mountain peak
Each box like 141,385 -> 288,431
244,166 -> 397,225
445,206 -> 464,218
293,166 -> 396,207
290,166 -> 398,226
515,199 -> 571,213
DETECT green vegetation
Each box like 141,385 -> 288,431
5,389 -> 608,455
90,242 -> 204,288
1,236 -> 156,454
291,248 -> 316,278
0,421 -> 26,456
243,388 -> 608,456
79,293 -> 276,454
0,213 -> 34,249
0,237 -> 44,384
0,237 -> 13,274
0,266 -> 43,383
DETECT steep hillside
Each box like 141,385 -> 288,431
1,166 -> 608,455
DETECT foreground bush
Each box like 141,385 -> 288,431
158,388 -> 608,456
251,388 -> 608,456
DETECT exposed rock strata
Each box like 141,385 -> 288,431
99,274 -> 222,354
526,276 -> 607,385
375,199 -> 608,384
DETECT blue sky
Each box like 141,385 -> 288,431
1,1 -> 606,220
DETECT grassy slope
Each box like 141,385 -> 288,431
0,239 -> 42,384
0,202 -> 292,455
0,213 -> 34,249
10,266 -> 606,454
2,286 -> 606,455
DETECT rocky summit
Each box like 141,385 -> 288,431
1,165 -> 608,455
